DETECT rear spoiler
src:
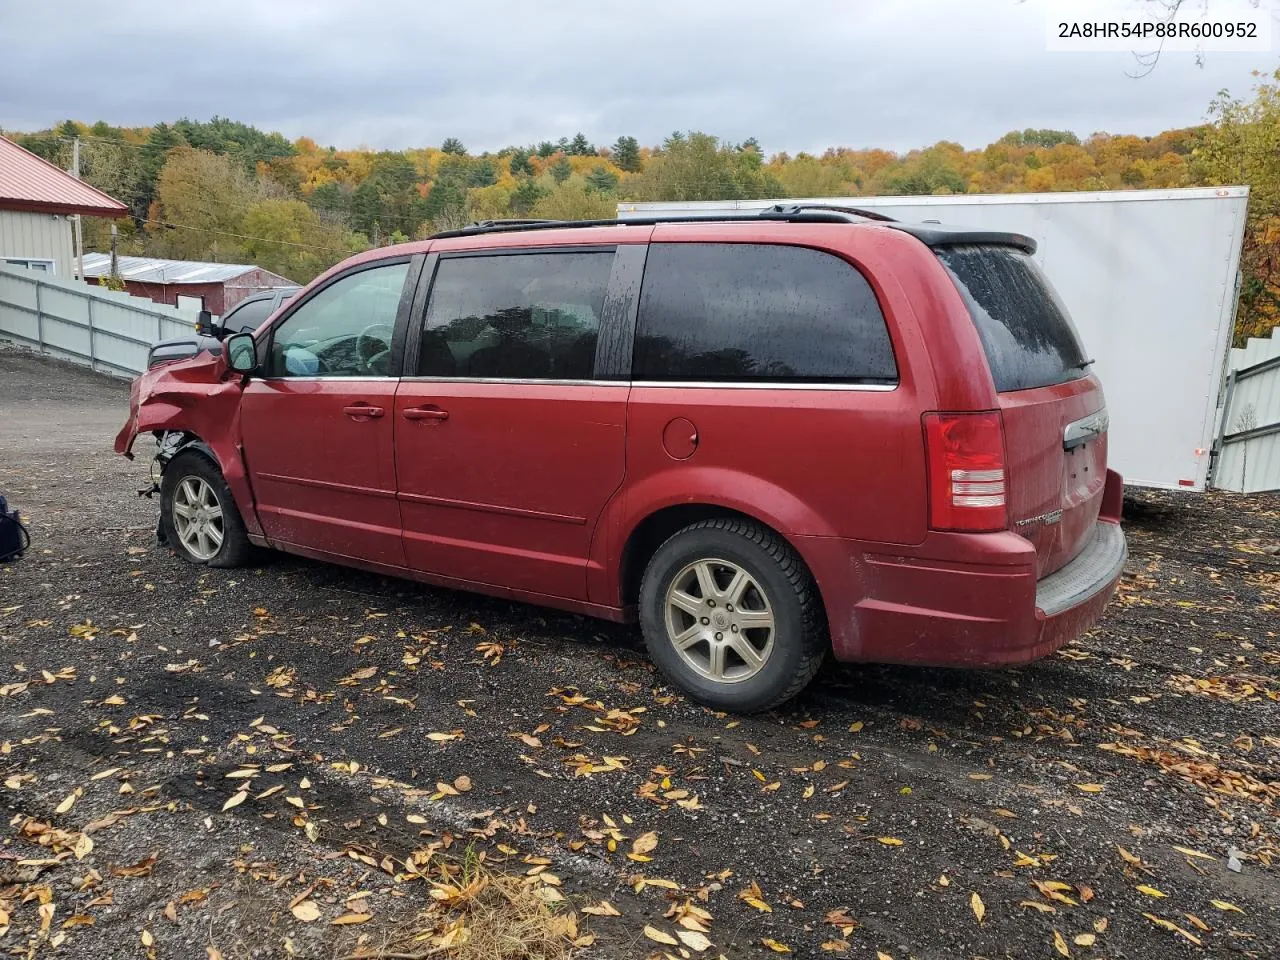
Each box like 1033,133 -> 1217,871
886,222 -> 1037,255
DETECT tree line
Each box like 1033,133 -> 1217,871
7,71 -> 1280,342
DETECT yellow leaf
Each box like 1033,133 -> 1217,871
677,930 -> 712,952
1136,885 -> 1167,898
330,914 -> 372,926
803,785 -> 815,799
1074,933 -> 1096,947
968,773 -> 993,781
1210,899 -> 1243,913
821,941 -> 849,953
1052,928 -> 1069,956
762,938 -> 792,953
1143,913 -> 1203,946
290,901 -> 320,922
55,788 -> 80,814
849,721 -> 863,732
1074,783 -> 1104,793
878,837 -> 903,846
877,954 -> 894,960
1172,845 -> 1215,861
971,892 -> 985,923
632,831 -> 659,855
1020,900 -> 1056,914
222,791 -> 247,812
141,930 -> 154,947
643,925 -> 677,946
581,901 -> 620,917
73,833 -> 93,859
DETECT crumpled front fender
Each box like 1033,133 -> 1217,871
113,353 -> 261,538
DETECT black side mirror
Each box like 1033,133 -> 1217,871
195,309 -> 214,337
225,333 -> 258,375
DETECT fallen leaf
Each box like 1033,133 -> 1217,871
1210,899 -> 1243,913
643,925 -> 677,946
1143,913 -> 1203,946
632,831 -> 659,855
291,901 -> 320,922
330,914 -> 372,926
677,930 -> 712,952
1074,933 -> 1096,947
1052,928 -> 1069,956
1020,901 -> 1056,914
971,892 -> 985,923
581,901 -> 620,917
1136,885 -> 1167,898
141,930 -> 154,947
55,789 -> 81,814
877,837 -> 903,846
453,775 -> 472,792
222,791 -> 248,812
1172,845 -> 1215,861
762,938 -> 792,954
1074,783 -> 1104,793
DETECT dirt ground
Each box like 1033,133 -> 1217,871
0,344 -> 1277,960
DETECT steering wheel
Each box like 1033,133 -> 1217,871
356,323 -> 393,374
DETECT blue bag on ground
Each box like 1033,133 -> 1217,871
0,493 -> 30,562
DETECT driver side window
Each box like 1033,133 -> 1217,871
267,262 -> 409,378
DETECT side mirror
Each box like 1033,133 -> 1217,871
225,333 -> 258,375
194,309 -> 214,337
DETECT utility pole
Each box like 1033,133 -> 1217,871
109,223 -> 119,282
70,137 -> 84,281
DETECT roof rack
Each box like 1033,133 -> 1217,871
427,204 -> 1036,253
429,203 -> 895,239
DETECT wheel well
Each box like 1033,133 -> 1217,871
619,504 -> 805,608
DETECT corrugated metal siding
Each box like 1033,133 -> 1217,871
1217,327 -> 1280,493
0,209 -> 74,277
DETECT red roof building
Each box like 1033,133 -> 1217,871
0,135 -> 128,278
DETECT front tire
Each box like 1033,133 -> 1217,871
159,450 -> 253,568
638,519 -> 827,712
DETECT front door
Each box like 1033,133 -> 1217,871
394,248 -> 628,600
239,259 -> 413,568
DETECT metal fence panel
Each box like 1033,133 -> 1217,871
1217,327 -> 1280,493
0,264 -> 199,377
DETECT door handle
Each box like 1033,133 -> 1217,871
403,405 -> 449,422
343,403 -> 385,419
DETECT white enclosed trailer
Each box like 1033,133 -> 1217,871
619,188 -> 1249,492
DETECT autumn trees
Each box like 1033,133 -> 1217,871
11,88 -> 1280,340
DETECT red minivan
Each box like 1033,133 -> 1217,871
116,206 -> 1126,712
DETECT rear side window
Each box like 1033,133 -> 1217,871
419,251 -> 612,380
633,243 -> 897,383
224,297 -> 273,333
937,245 -> 1090,392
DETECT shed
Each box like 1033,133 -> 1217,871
81,253 -> 296,315
0,135 -> 128,278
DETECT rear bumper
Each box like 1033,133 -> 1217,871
799,469 -> 1126,667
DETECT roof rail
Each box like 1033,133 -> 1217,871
756,203 -> 897,223
428,205 -> 892,239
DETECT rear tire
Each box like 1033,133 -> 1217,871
159,450 -> 254,568
639,519 -> 827,712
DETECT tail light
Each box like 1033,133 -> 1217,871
923,411 -> 1007,532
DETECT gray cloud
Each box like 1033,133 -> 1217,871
1,0 -> 1275,153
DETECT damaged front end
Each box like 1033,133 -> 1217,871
114,351 -> 263,541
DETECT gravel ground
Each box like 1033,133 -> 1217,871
1,344 -> 1277,960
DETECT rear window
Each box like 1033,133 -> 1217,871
633,243 -> 897,384
937,245 -> 1090,392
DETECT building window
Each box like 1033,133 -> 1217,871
2,258 -> 55,274
176,294 -> 205,313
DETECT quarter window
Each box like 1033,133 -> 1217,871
223,297 -> 274,334
633,243 -> 897,383
418,252 -> 612,380
267,262 -> 409,377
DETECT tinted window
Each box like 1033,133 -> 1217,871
633,243 -> 896,383
267,262 -> 408,377
937,245 -> 1090,392
224,297 -> 274,334
419,252 -> 611,379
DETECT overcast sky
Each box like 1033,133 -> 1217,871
1,0 -> 1276,154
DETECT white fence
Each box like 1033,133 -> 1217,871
1216,326 -> 1280,493
0,265 -> 199,377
